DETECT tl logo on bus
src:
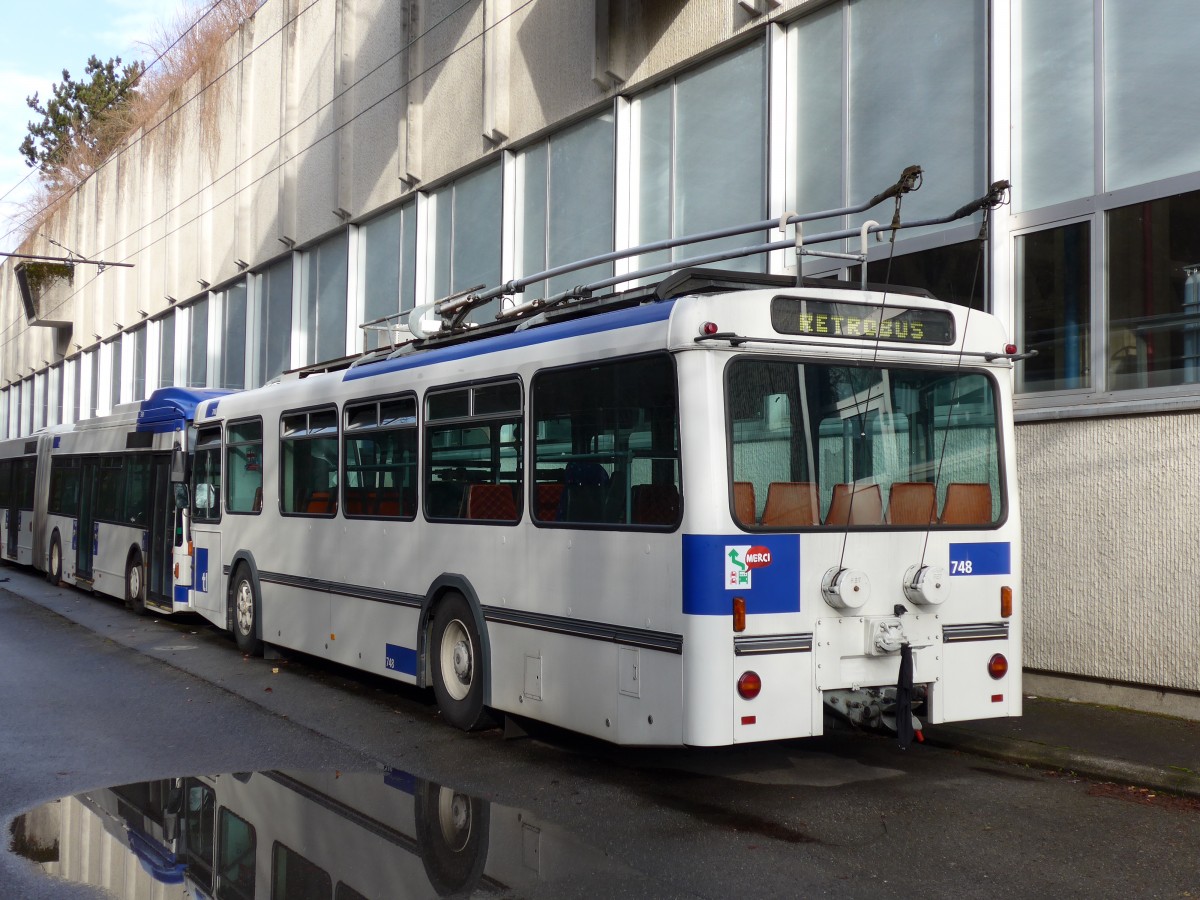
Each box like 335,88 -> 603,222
725,545 -> 772,589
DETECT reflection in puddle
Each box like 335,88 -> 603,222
10,769 -> 627,899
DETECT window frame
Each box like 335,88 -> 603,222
192,425 -> 224,524
342,392 -> 419,521
279,405 -> 340,518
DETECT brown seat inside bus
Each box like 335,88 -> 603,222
940,483 -> 993,525
535,483 -> 564,522
465,483 -> 518,521
825,483 -> 882,526
885,482 -> 937,525
761,482 -> 819,527
733,481 -> 756,525
305,490 -> 335,514
631,484 -> 679,525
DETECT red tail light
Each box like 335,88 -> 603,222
988,653 -> 1008,680
737,671 -> 762,699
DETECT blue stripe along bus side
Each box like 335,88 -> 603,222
342,300 -> 676,383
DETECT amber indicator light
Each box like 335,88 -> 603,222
733,596 -> 746,632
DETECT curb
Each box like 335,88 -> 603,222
925,726 -> 1200,800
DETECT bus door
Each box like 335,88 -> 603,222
147,454 -> 173,605
76,457 -> 98,581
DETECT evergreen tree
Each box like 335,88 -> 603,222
19,55 -> 143,188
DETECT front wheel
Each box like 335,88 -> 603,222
430,592 -> 491,731
231,567 -> 264,657
125,549 -> 147,616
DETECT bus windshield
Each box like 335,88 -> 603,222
728,358 -> 1002,529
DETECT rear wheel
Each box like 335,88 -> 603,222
125,549 -> 147,616
430,592 -> 490,731
46,531 -> 62,586
232,567 -> 264,656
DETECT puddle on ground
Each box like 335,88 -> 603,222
10,769 -> 636,899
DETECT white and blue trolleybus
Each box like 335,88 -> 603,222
179,172 -> 1024,746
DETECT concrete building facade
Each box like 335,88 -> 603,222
2,0 -> 1198,713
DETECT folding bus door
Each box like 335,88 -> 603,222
75,458 -> 98,580
147,454 -> 173,605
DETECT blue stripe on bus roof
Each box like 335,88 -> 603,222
137,387 -> 233,432
342,299 -> 676,382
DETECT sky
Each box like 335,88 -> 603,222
0,0 -> 187,253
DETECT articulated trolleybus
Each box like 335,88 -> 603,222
183,172 -> 1023,747
0,388 -> 228,613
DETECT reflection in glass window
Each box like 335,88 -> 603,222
218,808 -> 256,900
189,297 -> 209,388
256,257 -> 293,387
281,409 -> 339,516
108,338 -> 122,409
304,233 -> 349,366
518,112 -> 615,299
854,241 -> 986,310
431,163 -> 502,321
183,781 -> 215,890
728,359 -> 1002,529
222,280 -> 249,390
1016,222 -> 1091,393
425,382 -> 522,522
192,427 -> 223,523
226,419 -> 264,514
633,42 -> 765,273
158,313 -> 176,389
343,396 -> 417,519
272,843 -> 331,900
1107,192 -> 1200,391
532,355 -> 680,528
131,327 -> 147,401
361,203 -> 417,350
96,456 -> 125,521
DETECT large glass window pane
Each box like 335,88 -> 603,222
675,43 -> 765,268
633,83 -> 672,272
217,809 -> 256,900
304,233 -> 348,366
256,257 -> 293,387
1014,0 -> 1094,211
72,356 -> 82,421
425,382 -> 522,522
89,350 -> 99,418
343,397 -> 417,519
192,427 -> 222,522
361,203 -> 417,349
131,327 -> 147,401
532,355 -> 680,528
158,314 -> 176,389
856,240 -> 986,309
222,280 -> 248,390
519,113 -> 616,299
280,410 -> 339,516
226,419 -> 264,514
1107,191 -> 1200,391
791,3 -> 844,237
1104,0 -> 1200,191
109,338 -> 122,409
432,163 -> 502,321
848,0 -> 985,228
189,297 -> 209,388
728,360 -> 1002,528
1016,222 -> 1092,393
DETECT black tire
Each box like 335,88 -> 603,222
430,592 -> 491,731
125,549 -> 148,615
231,566 -> 264,657
46,531 -> 63,586
414,778 -> 490,896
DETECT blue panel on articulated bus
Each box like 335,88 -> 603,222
136,387 -> 232,433
948,542 -> 1011,576
383,768 -> 417,794
343,300 -> 676,383
682,534 -> 801,616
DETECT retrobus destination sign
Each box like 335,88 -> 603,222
770,297 -> 956,346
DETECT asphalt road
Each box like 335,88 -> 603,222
1,564 -> 1197,899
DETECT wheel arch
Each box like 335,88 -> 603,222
419,574 -> 491,704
